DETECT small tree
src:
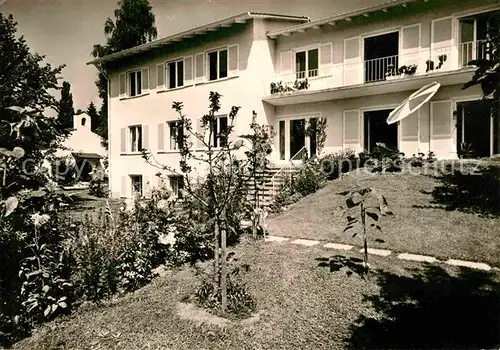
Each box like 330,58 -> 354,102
338,188 -> 393,277
305,117 -> 327,157
240,111 -> 275,239
143,92 -> 250,313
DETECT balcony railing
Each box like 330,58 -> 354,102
296,69 -> 319,79
267,41 -> 484,97
459,39 -> 488,67
364,55 -> 399,83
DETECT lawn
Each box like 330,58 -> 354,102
13,239 -> 500,349
267,163 -> 500,267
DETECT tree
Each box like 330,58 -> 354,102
58,81 -> 74,129
86,101 -> 100,133
463,12 -> 500,153
0,13 -> 66,193
305,117 -> 328,157
143,92 -> 255,314
91,0 -> 158,146
0,13 -> 69,344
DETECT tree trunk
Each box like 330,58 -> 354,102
221,207 -> 227,312
214,209 -> 220,294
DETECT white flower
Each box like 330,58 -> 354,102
157,199 -> 169,212
124,198 -> 135,213
158,229 -> 176,246
31,213 -> 50,227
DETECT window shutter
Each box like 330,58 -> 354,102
119,73 -> 126,97
430,100 -> 453,158
228,44 -> 239,77
142,124 -> 149,150
120,127 -> 126,153
401,24 -> 421,72
320,43 -> 333,76
402,111 -> 419,141
121,176 -> 127,198
157,63 -> 165,89
401,110 -> 419,156
431,17 -> 453,71
157,123 -> 165,151
344,37 -> 361,85
343,109 -> 361,152
141,67 -> 149,92
195,53 -> 205,84
184,56 -> 194,85
280,51 -> 292,74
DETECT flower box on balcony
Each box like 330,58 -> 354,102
386,75 -> 405,81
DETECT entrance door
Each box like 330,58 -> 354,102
290,119 -> 306,160
364,109 -> 398,152
456,100 -> 491,157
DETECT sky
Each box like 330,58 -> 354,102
0,0 -> 379,111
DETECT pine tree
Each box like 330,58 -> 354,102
87,101 -> 100,133
58,81 -> 74,129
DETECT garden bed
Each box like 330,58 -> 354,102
13,240 -> 500,349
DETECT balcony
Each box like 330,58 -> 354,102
458,39 -> 488,67
264,41 -> 483,105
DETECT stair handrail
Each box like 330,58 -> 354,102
270,146 -> 307,196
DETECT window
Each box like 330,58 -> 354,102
167,59 -> 184,89
130,175 -> 143,196
207,48 -> 228,81
128,70 -> 142,97
210,116 -> 228,147
168,121 -> 184,150
169,176 -> 184,198
295,48 -> 319,79
129,125 -> 142,152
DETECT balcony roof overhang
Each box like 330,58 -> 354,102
262,68 -> 475,106
267,0 -> 419,39
87,12 -> 309,66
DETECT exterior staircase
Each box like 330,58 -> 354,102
243,164 -> 301,208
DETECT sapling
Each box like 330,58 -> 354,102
338,187 -> 393,276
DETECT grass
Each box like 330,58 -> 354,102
267,164 -> 500,267
13,239 -> 500,349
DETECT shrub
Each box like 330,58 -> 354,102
88,167 -> 107,198
320,149 -> 359,180
292,161 -> 327,197
68,214 -> 118,302
270,160 -> 327,213
0,191 -> 75,345
366,143 -> 405,173
269,179 -> 297,213
67,194 -> 176,303
194,263 -> 256,318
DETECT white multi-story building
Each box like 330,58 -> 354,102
88,1 -> 500,199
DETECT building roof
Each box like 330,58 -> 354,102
87,12 -> 310,66
72,152 -> 103,159
267,0 -> 417,38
